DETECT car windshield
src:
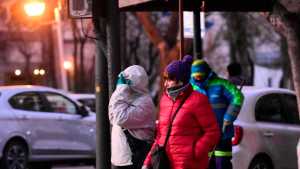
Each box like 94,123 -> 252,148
78,98 -> 95,112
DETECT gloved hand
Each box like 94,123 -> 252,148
117,73 -> 131,86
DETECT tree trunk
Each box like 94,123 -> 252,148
280,37 -> 293,89
286,26 -> 300,114
24,54 -> 32,84
71,20 -> 79,92
267,2 -> 300,115
41,25 -> 57,87
79,38 -> 86,92
224,13 -> 254,85
136,12 -> 191,89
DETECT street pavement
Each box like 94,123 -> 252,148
53,166 -> 94,169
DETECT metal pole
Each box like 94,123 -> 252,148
106,0 -> 121,96
179,0 -> 184,60
92,0 -> 120,168
93,16 -> 111,169
193,11 -> 202,59
92,0 -> 111,167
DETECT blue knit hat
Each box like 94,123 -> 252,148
165,55 -> 193,84
191,59 -> 211,79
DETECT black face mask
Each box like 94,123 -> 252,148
166,83 -> 189,100
167,85 -> 183,92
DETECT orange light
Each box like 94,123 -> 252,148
63,61 -> 72,70
24,0 -> 46,17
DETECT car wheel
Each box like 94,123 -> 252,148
249,157 -> 273,169
1,140 -> 29,169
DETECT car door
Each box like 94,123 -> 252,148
9,92 -> 66,157
255,93 -> 292,169
40,92 -> 95,157
280,93 -> 300,169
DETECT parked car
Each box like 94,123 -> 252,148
232,86 -> 299,169
0,85 -> 96,169
68,93 -> 95,112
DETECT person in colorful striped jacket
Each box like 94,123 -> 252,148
190,59 -> 244,169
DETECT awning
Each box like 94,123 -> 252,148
119,0 -> 275,11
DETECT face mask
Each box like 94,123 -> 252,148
193,73 -> 207,83
167,83 -> 189,100
167,84 -> 183,93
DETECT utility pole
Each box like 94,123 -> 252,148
93,14 -> 111,169
193,11 -> 202,59
106,0 -> 121,96
92,0 -> 121,168
179,0 -> 184,59
193,1 -> 205,59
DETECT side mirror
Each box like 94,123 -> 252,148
78,105 -> 89,117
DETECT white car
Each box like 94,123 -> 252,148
232,87 -> 299,169
68,93 -> 95,112
0,85 -> 96,169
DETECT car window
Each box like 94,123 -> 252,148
281,94 -> 299,125
255,94 -> 286,123
43,93 -> 77,115
9,92 -> 45,112
78,99 -> 95,112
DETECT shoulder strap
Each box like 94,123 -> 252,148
163,93 -> 190,147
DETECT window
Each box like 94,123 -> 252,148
281,94 -> 299,125
43,93 -> 77,115
78,99 -> 95,112
255,94 -> 285,123
9,92 -> 45,112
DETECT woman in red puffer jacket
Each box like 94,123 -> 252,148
142,55 -> 220,169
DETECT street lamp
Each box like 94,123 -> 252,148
23,0 -> 46,17
33,69 -> 46,75
23,0 -> 68,91
39,69 -> 46,75
63,61 -> 73,70
15,69 -> 22,76
33,69 -> 40,75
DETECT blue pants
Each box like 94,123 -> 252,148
208,139 -> 232,169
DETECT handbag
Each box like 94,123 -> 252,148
151,93 -> 190,169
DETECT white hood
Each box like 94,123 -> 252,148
121,65 -> 149,94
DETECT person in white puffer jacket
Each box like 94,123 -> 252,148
109,65 -> 156,169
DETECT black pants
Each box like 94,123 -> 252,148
123,130 -> 152,169
112,165 -> 133,169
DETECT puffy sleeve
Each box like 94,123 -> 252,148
220,79 -> 244,122
109,85 -> 155,129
